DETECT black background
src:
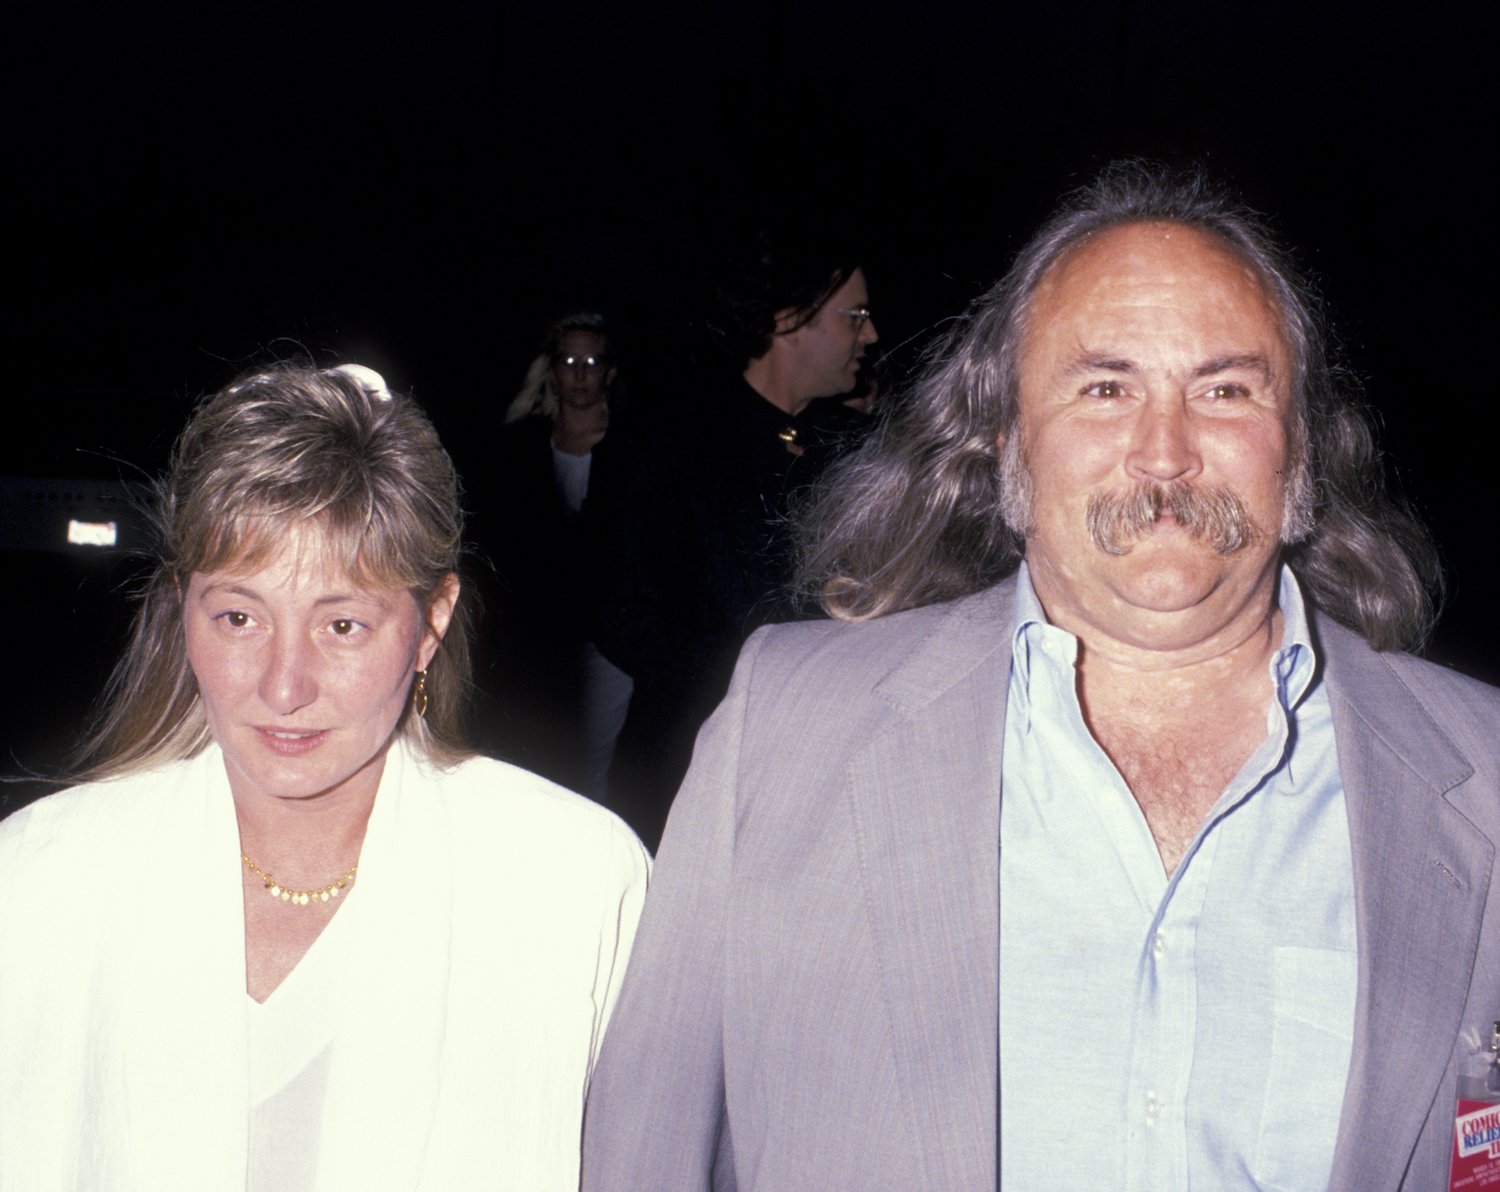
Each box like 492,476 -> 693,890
3,0 -> 1493,808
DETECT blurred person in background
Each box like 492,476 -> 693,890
591,227 -> 879,848
472,313 -> 633,797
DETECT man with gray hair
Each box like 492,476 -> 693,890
582,163 -> 1500,1190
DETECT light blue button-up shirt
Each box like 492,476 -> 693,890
999,564 -> 1358,1192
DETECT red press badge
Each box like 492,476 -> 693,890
1450,1021 -> 1500,1191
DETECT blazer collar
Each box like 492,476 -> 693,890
850,587 -> 1496,1188
113,745 -> 251,1187
870,581 -> 1018,713
123,742 -> 457,1189
848,579 -> 1016,1190
316,741 -> 454,1187
1319,616 -> 1494,1187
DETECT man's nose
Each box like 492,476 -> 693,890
258,632 -> 319,716
1125,397 -> 1201,484
860,317 -> 879,346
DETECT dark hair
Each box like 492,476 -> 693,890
799,160 -> 1440,651
542,310 -> 614,361
705,226 -> 861,371
74,363 -> 474,777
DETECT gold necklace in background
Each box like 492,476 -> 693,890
241,849 -> 358,906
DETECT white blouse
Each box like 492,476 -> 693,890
247,882 -> 358,1192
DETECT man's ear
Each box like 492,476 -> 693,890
771,305 -> 802,337
417,572 -> 461,670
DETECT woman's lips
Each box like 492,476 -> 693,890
253,727 -> 329,755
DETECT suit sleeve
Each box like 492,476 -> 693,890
581,632 -> 763,1192
586,818 -> 654,1081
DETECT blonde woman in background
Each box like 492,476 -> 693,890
474,314 -> 634,801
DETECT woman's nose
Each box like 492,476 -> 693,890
258,633 -> 319,715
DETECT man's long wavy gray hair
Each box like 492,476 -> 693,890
798,160 -> 1439,651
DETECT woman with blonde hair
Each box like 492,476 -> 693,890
0,363 -> 648,1191
476,313 -> 632,797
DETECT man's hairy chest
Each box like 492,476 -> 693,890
1092,712 -> 1266,876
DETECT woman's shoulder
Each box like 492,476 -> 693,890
2,758 -> 196,845
412,751 -> 649,868
493,415 -> 557,465
0,755 -> 209,896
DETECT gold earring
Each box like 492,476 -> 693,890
412,669 -> 429,718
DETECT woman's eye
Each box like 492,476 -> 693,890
223,611 -> 251,628
330,619 -> 359,636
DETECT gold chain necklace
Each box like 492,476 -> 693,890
241,850 -> 358,906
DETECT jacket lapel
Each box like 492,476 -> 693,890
317,742 -> 453,1187
1322,620 -> 1494,1189
845,583 -> 1014,1191
114,747 -> 250,1189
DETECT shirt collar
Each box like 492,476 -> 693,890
1009,560 -> 1319,712
1271,565 -> 1317,710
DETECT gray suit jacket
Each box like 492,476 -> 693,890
582,578 -> 1500,1190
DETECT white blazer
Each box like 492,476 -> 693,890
1,741 -> 649,1191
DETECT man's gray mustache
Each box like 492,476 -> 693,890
1086,484 -> 1257,556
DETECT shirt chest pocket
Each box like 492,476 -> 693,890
1252,945 -> 1359,1191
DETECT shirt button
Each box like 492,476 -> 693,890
1145,1094 -> 1160,1123
1152,932 -> 1166,958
